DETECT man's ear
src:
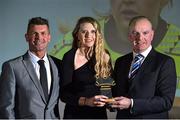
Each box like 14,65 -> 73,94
48,34 -> 51,42
128,34 -> 133,42
25,34 -> 28,42
150,30 -> 155,42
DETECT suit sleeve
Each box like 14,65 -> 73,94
112,59 -> 119,97
132,57 -> 177,115
60,50 -> 80,106
0,62 -> 16,118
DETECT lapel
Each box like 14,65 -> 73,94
125,53 -> 133,85
129,49 -> 156,92
126,53 -> 133,80
138,48 -> 156,74
22,52 -> 47,103
47,56 -> 59,107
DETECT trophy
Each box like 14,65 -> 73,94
96,77 -> 116,111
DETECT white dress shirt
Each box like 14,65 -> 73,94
129,45 -> 152,109
28,50 -> 52,94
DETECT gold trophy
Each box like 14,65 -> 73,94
96,77 -> 116,111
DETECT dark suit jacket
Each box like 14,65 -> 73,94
113,48 -> 177,119
0,52 -> 61,119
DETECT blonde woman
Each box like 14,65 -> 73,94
60,17 -> 114,119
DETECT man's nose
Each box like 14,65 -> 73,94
35,33 -> 42,39
135,33 -> 143,40
139,34 -> 144,40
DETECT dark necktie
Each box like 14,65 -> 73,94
38,60 -> 49,101
129,54 -> 144,79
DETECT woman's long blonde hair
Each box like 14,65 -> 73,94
72,17 -> 112,79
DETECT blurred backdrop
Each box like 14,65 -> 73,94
0,0 -> 180,118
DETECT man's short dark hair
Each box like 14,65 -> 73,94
27,17 -> 49,32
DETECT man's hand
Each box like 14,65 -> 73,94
111,96 -> 131,110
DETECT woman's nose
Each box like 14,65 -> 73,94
85,32 -> 90,37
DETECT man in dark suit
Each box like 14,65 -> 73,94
112,16 -> 177,119
0,17 -> 61,119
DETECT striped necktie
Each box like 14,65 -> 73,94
129,54 -> 144,79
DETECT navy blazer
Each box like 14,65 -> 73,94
113,48 -> 177,119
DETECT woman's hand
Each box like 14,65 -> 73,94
85,95 -> 108,107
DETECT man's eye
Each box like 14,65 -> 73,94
30,32 -> 37,36
42,32 -> 48,36
143,31 -> 149,35
132,31 -> 139,36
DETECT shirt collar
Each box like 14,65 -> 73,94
28,50 -> 48,64
133,45 -> 152,58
